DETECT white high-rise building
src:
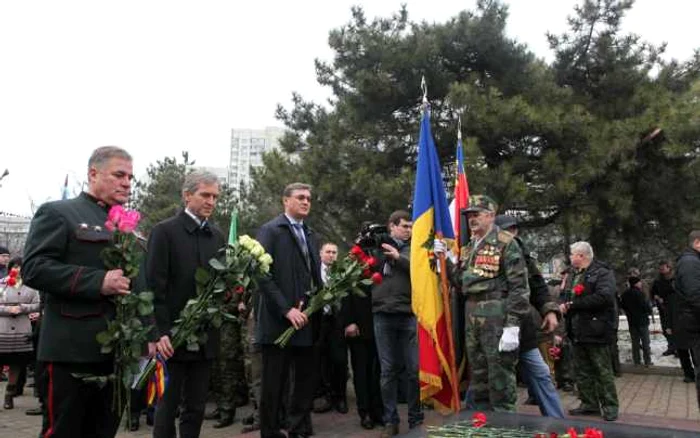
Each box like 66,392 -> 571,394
228,127 -> 285,194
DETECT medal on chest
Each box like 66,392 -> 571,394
470,244 -> 501,278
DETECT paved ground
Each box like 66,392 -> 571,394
1,369 -> 698,438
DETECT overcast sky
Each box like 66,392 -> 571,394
0,0 -> 697,215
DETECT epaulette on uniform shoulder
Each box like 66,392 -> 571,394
497,229 -> 514,244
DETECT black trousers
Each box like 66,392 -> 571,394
678,348 -> 697,379
153,360 -> 212,438
39,361 -> 120,438
260,344 -> 316,438
317,315 -> 348,401
347,337 -> 383,422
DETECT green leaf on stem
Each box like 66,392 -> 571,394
195,268 -> 211,284
209,258 -> 226,271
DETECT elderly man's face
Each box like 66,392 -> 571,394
570,252 -> 587,269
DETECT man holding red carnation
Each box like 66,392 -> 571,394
560,241 -> 619,421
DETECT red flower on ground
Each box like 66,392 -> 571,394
566,427 -> 578,438
371,272 -> 383,285
550,433 -> 559,438
471,412 -> 487,428
234,285 -> 245,294
573,284 -> 585,296
583,428 -> 604,438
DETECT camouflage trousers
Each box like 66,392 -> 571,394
211,321 -> 248,412
465,298 -> 518,412
573,344 -> 619,415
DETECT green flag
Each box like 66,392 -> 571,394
228,210 -> 238,244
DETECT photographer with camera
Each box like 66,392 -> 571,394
362,210 -> 423,437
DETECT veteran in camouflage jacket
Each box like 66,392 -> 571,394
445,195 -> 530,412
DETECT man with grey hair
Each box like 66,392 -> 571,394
560,241 -> 619,421
23,146 -> 134,438
147,170 -> 226,438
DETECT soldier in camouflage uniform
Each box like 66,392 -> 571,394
562,241 -> 619,421
206,292 -> 249,428
439,195 -> 530,412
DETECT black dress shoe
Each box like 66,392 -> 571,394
213,410 -> 235,429
603,412 -> 618,421
129,415 -> 140,432
25,407 -> 44,416
569,406 -> 599,416
335,399 -> 348,414
312,398 -> 333,414
241,424 -> 260,433
204,408 -> 220,420
684,376 -> 695,383
361,417 -> 375,430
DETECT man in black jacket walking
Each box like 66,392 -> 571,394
561,241 -> 619,421
255,182 -> 322,438
674,230 -> 700,411
148,170 -> 226,438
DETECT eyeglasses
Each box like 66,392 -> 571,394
293,195 -> 312,202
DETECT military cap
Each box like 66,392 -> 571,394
495,214 -> 518,230
464,195 -> 498,213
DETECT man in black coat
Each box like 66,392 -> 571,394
561,241 -> 619,421
620,275 -> 653,366
651,261 -> 677,355
673,230 -> 700,411
148,170 -> 225,438
23,146 -> 134,438
339,263 -> 383,430
256,182 -> 322,438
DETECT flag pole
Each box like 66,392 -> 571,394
422,76 -> 460,412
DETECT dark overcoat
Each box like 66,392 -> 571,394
147,211 -> 225,361
672,248 -> 700,350
255,214 -> 321,347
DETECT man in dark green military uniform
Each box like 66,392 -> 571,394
205,298 -> 248,428
23,146 -> 135,438
437,195 -> 530,412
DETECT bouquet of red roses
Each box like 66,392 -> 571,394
274,245 -> 380,347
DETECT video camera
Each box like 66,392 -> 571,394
354,222 -> 396,252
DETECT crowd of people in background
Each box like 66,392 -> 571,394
1,146 -> 700,438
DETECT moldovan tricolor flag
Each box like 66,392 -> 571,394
410,108 -> 459,413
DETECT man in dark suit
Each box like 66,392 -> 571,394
256,182 -> 322,438
23,146 -> 134,438
148,170 -> 225,438
313,242 -> 349,415
339,263 -> 383,430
